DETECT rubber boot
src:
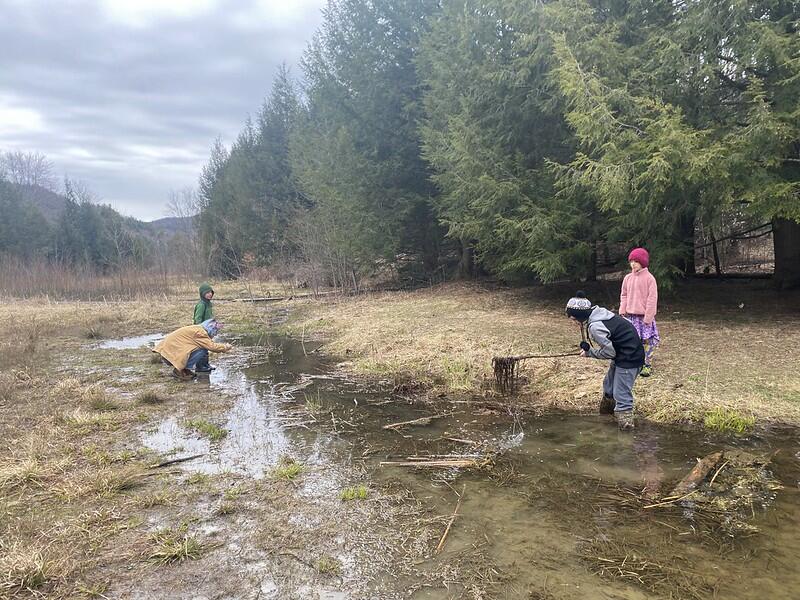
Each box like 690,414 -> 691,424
599,394 -> 616,415
614,409 -> 635,430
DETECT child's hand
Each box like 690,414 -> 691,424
580,350 -> 588,358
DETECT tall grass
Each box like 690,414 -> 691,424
0,256 -> 194,300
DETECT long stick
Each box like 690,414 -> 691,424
498,351 -> 578,361
383,414 -> 446,430
436,484 -> 466,555
149,453 -> 205,469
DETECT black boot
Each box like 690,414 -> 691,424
599,394 -> 616,415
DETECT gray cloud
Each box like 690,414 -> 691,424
0,0 -> 324,219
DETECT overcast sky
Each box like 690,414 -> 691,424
0,0 -> 325,220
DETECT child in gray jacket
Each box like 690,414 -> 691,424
566,291 -> 645,430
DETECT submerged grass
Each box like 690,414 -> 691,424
185,418 -> 227,442
340,485 -> 369,501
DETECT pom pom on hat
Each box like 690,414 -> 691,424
628,247 -> 649,268
565,291 -> 593,322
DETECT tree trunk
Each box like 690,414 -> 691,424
678,212 -> 696,276
709,228 -> 722,277
772,218 -> 800,290
457,239 -> 475,279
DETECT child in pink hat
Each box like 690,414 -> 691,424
619,247 -> 660,377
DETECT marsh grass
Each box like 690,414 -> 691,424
185,418 -> 227,442
703,408 -> 756,433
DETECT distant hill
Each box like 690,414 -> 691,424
10,182 -> 194,236
14,184 -> 67,223
144,215 -> 195,236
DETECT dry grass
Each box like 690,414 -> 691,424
286,281 -> 800,426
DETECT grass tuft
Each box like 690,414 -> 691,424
0,544 -> 52,594
136,390 -> 165,405
339,485 -> 368,501
60,410 -> 119,431
272,459 -> 304,481
316,555 -> 341,575
185,418 -> 227,442
703,408 -> 755,433
0,457 -> 45,490
186,473 -> 210,485
91,467 -> 145,498
148,524 -> 202,564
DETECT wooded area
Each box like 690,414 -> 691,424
2,0 -> 799,291
195,0 -> 800,289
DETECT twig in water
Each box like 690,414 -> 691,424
383,414 -> 446,430
435,483 -> 466,555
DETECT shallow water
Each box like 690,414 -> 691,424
140,334 -> 800,599
96,332 -> 164,349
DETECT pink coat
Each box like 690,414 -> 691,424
619,268 -> 658,324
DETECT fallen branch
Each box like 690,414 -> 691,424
379,458 -> 488,469
435,483 -> 466,555
149,453 -> 205,469
383,414 -> 446,430
672,451 -> 724,496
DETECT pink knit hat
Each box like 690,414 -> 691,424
628,247 -> 649,268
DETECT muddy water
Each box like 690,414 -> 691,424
141,334 -> 800,599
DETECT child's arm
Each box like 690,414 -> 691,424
619,275 -> 629,316
644,275 -> 658,324
586,322 -> 616,360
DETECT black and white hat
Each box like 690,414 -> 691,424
565,291 -> 593,322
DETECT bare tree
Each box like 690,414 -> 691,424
166,187 -> 200,273
0,150 -> 57,190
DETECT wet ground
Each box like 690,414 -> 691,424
128,333 -> 799,599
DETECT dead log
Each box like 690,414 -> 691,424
671,451 -> 724,496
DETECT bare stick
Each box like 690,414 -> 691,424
383,414 -> 446,430
435,484 -> 466,554
149,453 -> 205,469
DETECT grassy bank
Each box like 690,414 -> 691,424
284,281 -> 800,427
0,288 -> 335,598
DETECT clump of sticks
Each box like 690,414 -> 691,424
492,351 -> 578,393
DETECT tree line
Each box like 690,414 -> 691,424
197,0 -> 800,290
0,151 -> 186,278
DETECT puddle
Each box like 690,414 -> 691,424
96,332 -> 164,349
139,334 -> 800,599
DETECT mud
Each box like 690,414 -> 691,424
109,332 -> 799,599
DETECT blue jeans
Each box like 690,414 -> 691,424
603,363 -> 640,412
185,348 -> 209,371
